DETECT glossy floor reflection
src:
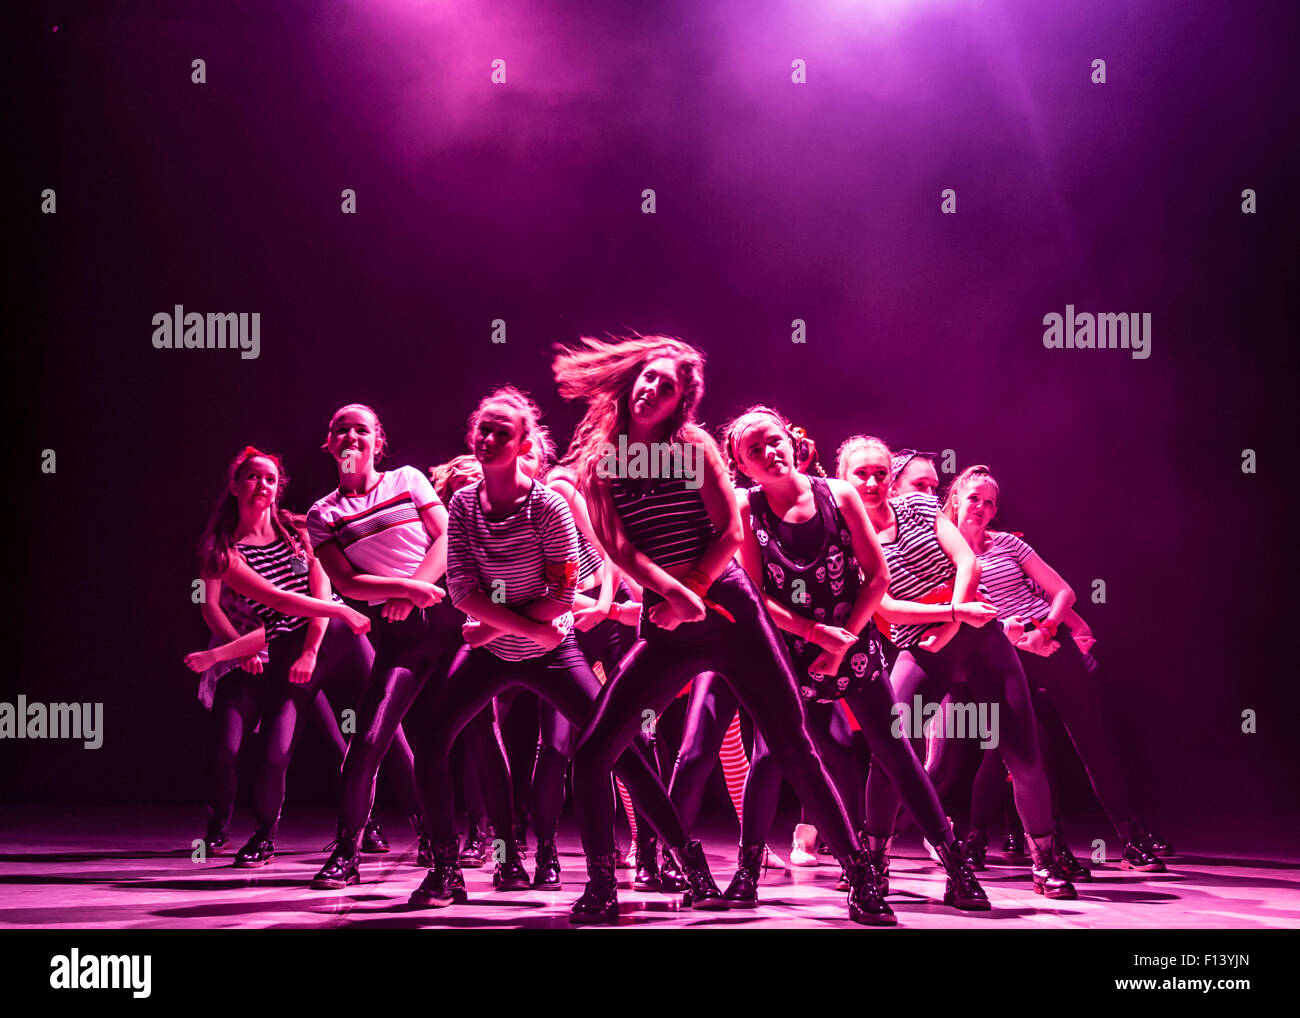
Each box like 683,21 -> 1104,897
1,807 -> 1295,930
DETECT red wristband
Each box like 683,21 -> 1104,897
684,570 -> 712,598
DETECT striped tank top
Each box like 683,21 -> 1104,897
608,473 -> 716,569
234,536 -> 338,640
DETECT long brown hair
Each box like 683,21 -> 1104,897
551,333 -> 715,488
198,446 -> 308,579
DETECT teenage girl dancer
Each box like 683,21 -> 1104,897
409,386 -> 663,906
554,334 -> 892,926
944,465 -> 1166,872
188,446 -> 373,867
526,427 -> 656,886
837,435 -> 1079,899
428,454 -> 511,870
306,404 -> 484,889
719,408 -> 989,910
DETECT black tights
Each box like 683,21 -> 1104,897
209,619 -> 371,833
864,622 -> 1054,839
484,595 -> 642,843
335,600 -> 466,836
745,673 -> 952,846
572,562 -> 859,861
945,629 -> 1138,839
422,634 -> 656,846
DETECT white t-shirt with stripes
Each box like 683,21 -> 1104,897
306,466 -> 442,604
881,492 -> 988,650
976,531 -> 1052,622
447,479 -> 578,661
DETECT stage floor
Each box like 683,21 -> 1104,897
2,808 -> 1296,930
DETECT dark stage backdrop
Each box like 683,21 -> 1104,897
10,0 -> 1298,840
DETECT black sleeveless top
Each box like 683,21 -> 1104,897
748,476 -> 887,703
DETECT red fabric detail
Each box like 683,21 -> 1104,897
544,560 -> 579,588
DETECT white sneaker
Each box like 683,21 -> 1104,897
618,845 -> 636,869
790,823 -> 820,867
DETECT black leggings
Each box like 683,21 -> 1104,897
210,618 -> 371,833
864,621 -> 1054,838
489,593 -> 643,843
572,562 -> 859,860
744,671 -> 954,847
422,633 -> 655,845
335,599 -> 468,835
957,630 -> 1137,837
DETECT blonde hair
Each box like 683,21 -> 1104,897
429,454 -> 483,503
942,464 -> 999,523
323,403 -> 388,463
465,385 -> 543,453
835,434 -> 893,482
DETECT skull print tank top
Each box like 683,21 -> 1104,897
747,475 -> 887,703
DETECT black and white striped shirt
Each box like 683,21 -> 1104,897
446,480 -> 578,661
976,531 -> 1052,622
609,474 -> 716,569
880,493 -> 986,650
234,535 -> 337,640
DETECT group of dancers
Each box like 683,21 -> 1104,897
185,333 -> 1172,926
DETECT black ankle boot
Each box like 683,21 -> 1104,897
411,840 -> 467,907
1028,833 -> 1077,899
513,813 -> 530,860
459,819 -> 489,868
312,827 -> 361,889
844,850 -> 897,926
361,816 -> 390,854
234,827 -> 275,868
409,815 -> 433,867
934,840 -> 991,911
1120,817 -> 1171,867
1117,819 -> 1166,871
1143,826 -> 1174,857
659,845 -> 687,893
1002,827 -> 1028,859
569,851 -> 620,925
633,831 -> 661,891
533,838 -> 562,888
1051,826 -> 1092,882
864,834 -> 892,897
676,840 -> 727,910
963,827 -> 988,870
202,816 -> 231,856
722,844 -> 764,908
493,842 -> 531,891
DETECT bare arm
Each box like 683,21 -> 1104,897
299,538 -> 331,657
199,578 -> 242,643
220,555 -> 357,622
203,627 -> 269,664
736,490 -> 801,633
831,479 -> 890,637
1020,551 -> 1076,626
314,541 -> 427,603
936,513 -> 980,604
552,476 -> 616,614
